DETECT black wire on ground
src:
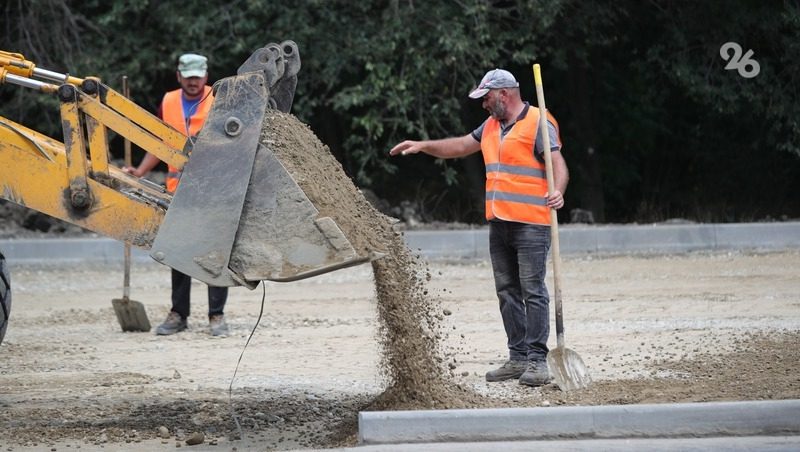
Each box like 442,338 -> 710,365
228,281 -> 266,440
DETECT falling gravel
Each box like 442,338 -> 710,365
261,111 -> 490,410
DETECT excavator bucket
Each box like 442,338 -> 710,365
150,42 -> 376,287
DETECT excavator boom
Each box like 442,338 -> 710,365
0,42 -> 376,287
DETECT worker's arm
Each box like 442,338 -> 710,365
546,151 -> 569,209
123,152 -> 162,178
389,134 -> 481,159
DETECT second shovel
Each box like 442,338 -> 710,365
111,76 -> 151,333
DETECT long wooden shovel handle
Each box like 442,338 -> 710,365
533,64 -> 565,349
122,75 -> 132,301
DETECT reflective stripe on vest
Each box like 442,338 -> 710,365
161,86 -> 214,193
481,108 -> 552,225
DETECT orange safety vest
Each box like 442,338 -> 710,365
160,86 -> 214,193
481,108 -> 561,225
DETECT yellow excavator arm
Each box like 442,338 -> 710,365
0,42 -> 375,288
0,50 -> 184,248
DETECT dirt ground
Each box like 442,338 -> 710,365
1,113 -> 798,450
0,249 -> 798,451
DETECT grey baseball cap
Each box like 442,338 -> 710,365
178,53 -> 208,78
468,68 -> 519,99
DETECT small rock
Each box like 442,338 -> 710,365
185,432 -> 204,446
442,308 -> 452,316
173,369 -> 181,379
158,426 -> 170,439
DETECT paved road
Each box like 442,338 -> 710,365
2,221 -> 799,264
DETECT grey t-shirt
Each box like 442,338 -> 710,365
471,103 -> 561,158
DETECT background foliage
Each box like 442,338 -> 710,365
2,0 -> 799,224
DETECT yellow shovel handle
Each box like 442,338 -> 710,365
532,63 -> 565,347
533,63 -> 543,86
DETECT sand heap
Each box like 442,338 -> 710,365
261,111 -> 487,409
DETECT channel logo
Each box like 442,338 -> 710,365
720,42 -> 760,78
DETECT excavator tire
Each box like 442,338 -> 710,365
0,251 -> 10,346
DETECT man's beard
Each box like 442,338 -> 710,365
184,86 -> 203,96
488,98 -> 506,120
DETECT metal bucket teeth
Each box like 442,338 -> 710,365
227,143 -> 369,283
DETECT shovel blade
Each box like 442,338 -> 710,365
111,298 -> 151,332
547,346 -> 591,391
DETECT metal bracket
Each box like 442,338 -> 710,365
149,71 -> 270,286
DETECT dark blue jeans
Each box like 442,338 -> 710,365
489,220 -> 551,362
171,269 -> 227,319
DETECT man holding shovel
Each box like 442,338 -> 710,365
389,68 -> 568,386
124,53 -> 229,337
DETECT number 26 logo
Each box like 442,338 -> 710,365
720,42 -> 760,78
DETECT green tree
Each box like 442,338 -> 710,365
2,0 -> 799,223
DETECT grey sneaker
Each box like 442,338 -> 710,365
485,360 -> 527,382
519,360 -> 550,387
209,314 -> 229,337
156,311 -> 187,335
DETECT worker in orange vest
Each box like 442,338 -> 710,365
124,53 -> 229,337
389,68 -> 569,387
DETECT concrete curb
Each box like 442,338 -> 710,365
0,237 -> 153,264
1,222 -> 798,264
404,221 -> 800,259
358,399 -> 800,445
